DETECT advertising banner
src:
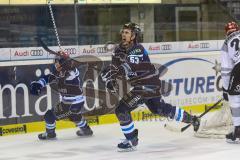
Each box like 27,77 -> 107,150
0,58 -> 117,126
139,0 -> 162,3
0,40 -> 223,62
78,44 -> 113,57
145,42 -> 179,54
111,0 -> 138,4
0,0 -> 9,4
0,51 -> 222,127
10,0 -> 47,5
86,0 -> 110,4
151,51 -> 222,107
179,40 -> 219,52
10,47 -> 48,60
9,0 -> 75,5
50,0 -> 74,4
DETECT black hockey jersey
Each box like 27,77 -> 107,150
37,67 -> 84,104
112,43 -> 161,98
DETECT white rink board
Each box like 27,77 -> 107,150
0,40 -> 224,61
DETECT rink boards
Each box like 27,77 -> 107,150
0,43 -> 222,136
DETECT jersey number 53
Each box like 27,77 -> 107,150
129,56 -> 140,64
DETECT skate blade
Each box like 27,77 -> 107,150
38,137 -> 57,141
77,134 -> 94,138
117,146 -> 137,152
226,138 -> 240,144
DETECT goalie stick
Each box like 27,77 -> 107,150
165,98 -> 223,132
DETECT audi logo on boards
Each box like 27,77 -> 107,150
161,44 -> 172,51
30,49 -> 44,56
200,43 -> 210,49
64,48 -> 77,55
97,47 -> 107,54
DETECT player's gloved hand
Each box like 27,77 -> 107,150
101,64 -> 118,82
118,63 -> 137,80
223,87 -> 229,101
30,81 -> 43,95
106,79 -> 118,93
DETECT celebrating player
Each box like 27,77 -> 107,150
101,22 -> 200,151
30,51 -> 93,140
221,21 -> 240,143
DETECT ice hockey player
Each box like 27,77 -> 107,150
101,22 -> 200,151
30,51 -> 93,140
221,21 -> 240,143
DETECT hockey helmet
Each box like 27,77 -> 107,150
225,21 -> 239,35
121,22 -> 142,42
54,51 -> 73,75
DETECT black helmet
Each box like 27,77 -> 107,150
122,22 -> 142,42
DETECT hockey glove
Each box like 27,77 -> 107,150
118,63 -> 137,80
106,79 -> 118,93
30,81 -> 43,95
101,64 -> 119,82
223,87 -> 229,101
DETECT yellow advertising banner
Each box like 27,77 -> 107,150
0,0 -> 9,5
86,0 -> 110,4
10,0 -> 46,5
139,0 -> 162,3
10,0 -> 75,5
111,0 -> 138,3
50,0 -> 74,4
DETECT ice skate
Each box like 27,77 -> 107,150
226,126 -> 240,143
118,129 -> 138,152
76,125 -> 93,137
38,129 -> 57,140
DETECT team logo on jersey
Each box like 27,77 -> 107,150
129,48 -> 141,55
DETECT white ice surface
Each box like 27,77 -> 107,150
0,121 -> 239,160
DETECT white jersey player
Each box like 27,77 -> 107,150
221,21 -> 240,143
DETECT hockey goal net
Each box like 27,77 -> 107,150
164,101 -> 233,138
194,101 -> 233,138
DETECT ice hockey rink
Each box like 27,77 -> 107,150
0,121 -> 239,160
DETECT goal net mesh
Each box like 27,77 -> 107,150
194,101 -> 233,138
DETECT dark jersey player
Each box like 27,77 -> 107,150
30,51 -> 93,140
101,22 -> 200,151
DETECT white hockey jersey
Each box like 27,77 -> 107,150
221,30 -> 240,89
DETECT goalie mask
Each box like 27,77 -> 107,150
225,21 -> 239,36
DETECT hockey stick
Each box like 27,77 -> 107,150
180,98 -> 223,132
37,37 -> 58,55
36,36 -> 105,74
47,0 -> 62,50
